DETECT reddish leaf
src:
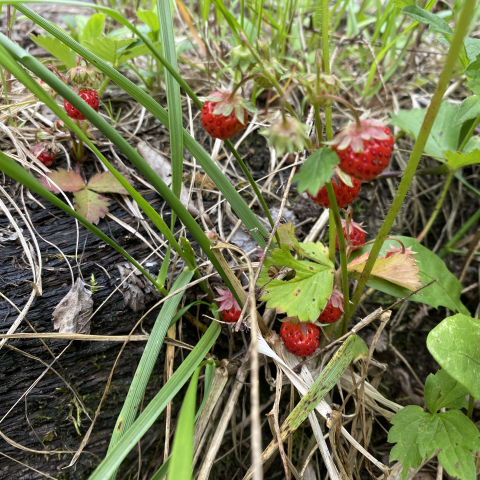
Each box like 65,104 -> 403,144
347,252 -> 421,291
73,189 -> 110,225
39,168 -> 85,193
87,171 -> 128,194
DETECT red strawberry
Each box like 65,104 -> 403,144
32,142 -> 59,167
318,290 -> 344,323
64,89 -> 99,120
201,90 -> 255,140
280,321 -> 320,356
214,287 -> 241,323
385,246 -> 415,259
335,219 -> 366,250
331,119 -> 394,181
308,170 -> 362,209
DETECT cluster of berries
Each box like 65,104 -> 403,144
33,59 -> 102,166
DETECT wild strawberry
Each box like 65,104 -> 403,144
301,73 -> 338,108
64,89 -> 100,120
68,57 -> 103,89
317,290 -> 344,323
308,169 -> 362,209
385,246 -> 415,259
200,90 -> 255,140
32,142 -> 59,167
280,320 -> 320,356
260,116 -> 311,157
251,59 -> 285,89
331,119 -> 394,181
335,219 -> 366,250
214,287 -> 241,323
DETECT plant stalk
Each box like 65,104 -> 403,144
344,0 -> 476,324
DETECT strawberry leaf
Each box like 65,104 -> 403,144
257,244 -> 334,321
39,168 -> 86,193
30,34 -> 77,68
445,149 -> 480,171
347,251 -> 421,291
83,37 -> 136,64
73,189 -> 110,225
87,171 -> 128,194
292,147 -> 339,195
424,369 -> 469,414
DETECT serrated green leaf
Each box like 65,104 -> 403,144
390,101 -> 480,159
465,55 -> 480,78
117,41 -> 162,63
87,171 -> 128,194
427,314 -> 480,399
424,369 -> 469,414
402,6 -> 453,35
257,244 -> 334,321
30,34 -> 76,67
297,241 -> 333,267
454,96 -> 480,124
73,189 -> 110,224
292,148 -> 339,195
83,37 -> 136,64
350,237 -> 468,314
80,13 -> 105,45
445,149 -> 480,171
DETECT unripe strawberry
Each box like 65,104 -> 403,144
260,116 -> 311,156
251,60 -> 285,89
335,219 -> 366,250
331,119 -> 394,181
301,73 -> 339,107
69,59 -> 103,89
280,320 -> 320,356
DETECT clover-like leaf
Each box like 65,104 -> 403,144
257,244 -> 334,321
73,189 -> 110,225
292,147 -> 339,195
39,168 -> 86,193
87,171 -> 128,194
424,369 -> 469,414
347,251 -> 421,291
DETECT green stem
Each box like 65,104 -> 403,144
321,0 -> 333,141
467,394 -> 475,418
97,74 -> 110,96
417,170 -> 454,243
344,0 -> 476,325
438,207 -> 480,258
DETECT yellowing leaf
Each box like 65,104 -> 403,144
347,252 -> 421,291
87,171 -> 128,194
39,168 -> 86,193
73,189 -> 110,225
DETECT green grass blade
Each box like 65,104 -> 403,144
157,0 -> 183,228
108,269 -> 195,453
0,151 -> 160,289
167,365 -> 201,480
88,321 -> 221,480
13,4 -> 270,249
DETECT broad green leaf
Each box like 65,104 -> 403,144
427,314 -> 480,399
73,189 -> 110,224
296,241 -> 332,267
257,244 -> 334,321
30,34 -> 76,67
117,41 -> 162,63
167,367 -> 200,480
351,237 -> 468,314
87,171 -> 128,194
88,322 -> 220,480
390,101 -> 480,159
464,37 -> 480,63
424,369 -> 469,414
80,13 -> 105,45
402,6 -> 453,35
83,37 -> 136,64
445,149 -> 480,170
389,407 -> 480,480
137,7 -> 159,32
38,168 -> 85,193
454,96 -> 480,123
465,55 -> 480,78
292,147 -> 339,195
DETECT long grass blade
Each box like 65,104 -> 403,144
88,321 -> 221,480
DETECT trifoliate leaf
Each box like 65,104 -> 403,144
73,189 -> 110,225
257,244 -> 334,321
389,407 -> 480,480
292,148 -> 339,195
30,35 -> 77,68
445,149 -> 480,171
83,38 -> 136,64
347,251 -> 421,291
39,168 -> 86,193
87,171 -> 128,194
424,369 -> 469,414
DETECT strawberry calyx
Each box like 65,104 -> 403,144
329,289 -> 345,312
260,116 -> 311,157
69,57 -> 103,89
341,218 -> 366,235
329,118 -> 392,153
202,89 -> 256,126
214,287 -> 241,312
